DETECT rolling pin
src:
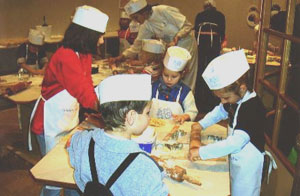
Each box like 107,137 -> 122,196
151,155 -> 202,186
189,123 -> 227,162
189,123 -> 202,150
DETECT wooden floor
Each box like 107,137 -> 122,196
0,107 -> 42,196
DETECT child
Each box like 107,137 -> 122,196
16,28 -> 48,75
150,46 -> 198,124
68,74 -> 169,196
30,5 -> 108,195
132,39 -> 165,80
188,50 -> 267,196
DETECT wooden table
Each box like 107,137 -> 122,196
31,120 -> 230,196
0,61 -> 112,103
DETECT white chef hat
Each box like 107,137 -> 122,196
120,11 -> 130,19
98,74 -> 151,104
202,50 -> 250,90
163,46 -> 191,72
124,0 -> 147,15
28,29 -> 45,45
204,0 -> 216,8
142,39 -> 165,54
72,5 -> 109,33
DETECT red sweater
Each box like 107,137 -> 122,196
31,47 -> 98,135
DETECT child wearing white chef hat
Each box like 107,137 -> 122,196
150,46 -> 198,124
30,5 -> 109,196
16,28 -> 48,75
127,39 -> 165,80
68,74 -> 169,195
189,50 -> 275,196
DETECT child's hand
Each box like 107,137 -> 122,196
188,147 -> 201,162
143,66 -> 153,74
172,114 -> 190,124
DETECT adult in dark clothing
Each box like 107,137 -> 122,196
194,0 -> 226,113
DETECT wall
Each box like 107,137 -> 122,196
0,0 -> 120,39
0,0 -> 284,50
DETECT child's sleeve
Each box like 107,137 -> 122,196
199,103 -> 228,129
199,129 -> 250,160
67,131 -> 87,168
182,91 -> 198,121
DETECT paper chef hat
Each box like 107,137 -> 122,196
204,0 -> 216,7
124,0 -> 147,15
120,11 -> 130,19
142,39 -> 165,54
98,74 -> 152,104
202,50 -> 250,90
28,29 -> 45,45
72,5 -> 109,33
163,46 -> 191,72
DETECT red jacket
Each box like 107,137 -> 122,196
31,47 -> 98,135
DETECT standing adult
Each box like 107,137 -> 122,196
29,5 -> 109,196
194,0 -> 225,113
110,0 -> 198,91
17,29 -> 48,75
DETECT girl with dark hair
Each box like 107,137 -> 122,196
62,23 -> 104,54
29,5 -> 109,196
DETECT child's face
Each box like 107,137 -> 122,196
132,103 -> 151,136
213,89 -> 241,104
162,68 -> 182,88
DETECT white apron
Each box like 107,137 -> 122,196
196,22 -> 220,47
150,87 -> 183,119
228,91 -> 264,196
29,89 -> 80,153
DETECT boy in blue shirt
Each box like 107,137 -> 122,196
68,74 -> 169,196
150,46 -> 198,124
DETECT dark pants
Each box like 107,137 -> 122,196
194,35 -> 221,113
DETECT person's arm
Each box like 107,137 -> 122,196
199,129 -> 250,160
122,24 -> 153,59
182,91 -> 198,121
19,62 -> 42,75
56,51 -> 98,110
199,103 -> 228,129
161,6 -> 193,46
219,13 -> 226,42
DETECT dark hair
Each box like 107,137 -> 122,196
99,101 -> 149,130
135,4 -> 153,15
62,23 -> 104,55
220,72 -> 252,95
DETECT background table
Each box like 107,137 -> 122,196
31,120 -> 230,196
